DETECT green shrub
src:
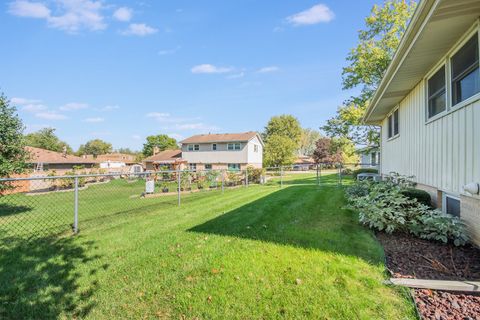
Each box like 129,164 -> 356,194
341,168 -> 353,176
247,166 -> 265,184
352,168 -> 378,180
401,188 -> 431,207
346,180 -> 469,246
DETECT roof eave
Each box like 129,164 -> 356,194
364,0 -> 437,124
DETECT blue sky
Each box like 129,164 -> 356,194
1,0 -> 377,151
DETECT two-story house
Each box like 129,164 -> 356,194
364,0 -> 480,245
179,132 -> 263,171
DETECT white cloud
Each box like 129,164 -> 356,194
191,64 -> 233,74
286,4 -> 334,26
122,23 -> 158,36
257,66 -> 280,73
113,7 -> 132,22
8,1 -> 50,18
35,111 -> 68,120
132,134 -> 141,140
8,0 -> 107,33
59,102 -> 89,111
146,112 -> 171,121
158,46 -> 181,56
226,72 -> 245,79
11,97 -> 41,105
84,117 -> 104,123
22,104 -> 48,112
98,105 -> 119,111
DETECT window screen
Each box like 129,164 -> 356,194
428,66 -> 446,118
445,196 -> 461,217
452,34 -> 479,105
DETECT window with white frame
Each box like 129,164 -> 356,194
228,143 -> 241,151
254,144 -> 259,152
228,163 -> 240,171
189,163 -> 197,171
443,193 -> 461,217
204,164 -> 212,170
387,109 -> 399,139
427,65 -> 447,119
451,34 -> 479,106
212,143 -> 217,151
188,144 -> 200,151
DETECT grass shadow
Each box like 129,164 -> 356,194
0,203 -> 32,217
189,181 -> 383,264
0,235 -> 105,319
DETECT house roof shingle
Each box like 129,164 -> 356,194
143,149 -> 183,163
26,146 -> 96,164
180,132 -> 260,144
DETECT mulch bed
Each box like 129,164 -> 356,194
376,232 -> 480,320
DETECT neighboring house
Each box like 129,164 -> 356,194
143,149 -> 186,171
180,132 -> 264,171
27,146 -> 96,174
363,0 -> 480,244
83,153 -> 137,169
356,147 -> 380,168
293,156 -> 315,170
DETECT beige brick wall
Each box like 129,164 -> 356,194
461,195 -> 480,246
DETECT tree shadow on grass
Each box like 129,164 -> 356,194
0,235 -> 106,319
189,183 -> 382,264
0,203 -> 32,217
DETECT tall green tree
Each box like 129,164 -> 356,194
78,139 -> 112,157
263,135 -> 297,168
298,128 -> 321,156
263,114 -> 302,167
263,114 -> 302,146
322,0 -> 416,146
24,128 -> 73,154
0,94 -> 29,181
142,134 -> 178,157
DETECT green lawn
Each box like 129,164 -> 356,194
0,174 -> 416,319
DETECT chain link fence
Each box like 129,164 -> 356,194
0,163 -> 378,243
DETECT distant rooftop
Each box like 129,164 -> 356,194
180,132 -> 260,144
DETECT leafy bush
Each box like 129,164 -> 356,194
346,179 -> 469,246
247,166 -> 265,184
341,168 -> 353,176
352,168 -> 378,180
401,188 -> 431,207
409,210 -> 468,246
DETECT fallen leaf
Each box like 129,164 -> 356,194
295,278 -> 303,285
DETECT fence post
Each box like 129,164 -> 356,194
73,176 -> 79,234
316,164 -> 320,186
245,169 -> 248,187
280,166 -> 283,188
177,169 -> 181,207
339,164 -> 343,186
221,170 -> 225,194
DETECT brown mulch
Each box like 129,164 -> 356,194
376,232 -> 480,320
377,232 -> 480,280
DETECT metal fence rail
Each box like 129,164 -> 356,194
0,163 -> 378,242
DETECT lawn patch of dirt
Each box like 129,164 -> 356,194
376,232 -> 480,320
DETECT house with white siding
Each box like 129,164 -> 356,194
179,132 -> 263,171
364,0 -> 480,245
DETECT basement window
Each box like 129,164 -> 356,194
427,65 -> 446,118
443,194 -> 461,217
451,34 -> 479,106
